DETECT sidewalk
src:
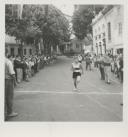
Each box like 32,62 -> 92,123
110,72 -> 121,84
91,66 -> 122,84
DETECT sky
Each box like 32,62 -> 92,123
53,4 -> 74,16
52,3 -> 75,39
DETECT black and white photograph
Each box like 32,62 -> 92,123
4,3 -> 124,122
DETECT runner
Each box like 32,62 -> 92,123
71,56 -> 84,91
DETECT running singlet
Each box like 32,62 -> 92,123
72,62 -> 81,73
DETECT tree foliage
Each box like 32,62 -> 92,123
72,5 -> 104,40
5,4 -> 70,54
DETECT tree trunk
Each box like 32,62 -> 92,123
43,39 -> 47,55
20,40 -> 23,58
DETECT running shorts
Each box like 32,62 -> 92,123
73,72 -> 81,78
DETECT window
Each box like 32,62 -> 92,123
99,35 -> 101,39
103,38 -> 106,45
102,24 -> 105,29
11,48 -> 14,56
24,49 -> 26,55
95,29 -> 97,34
118,22 -> 122,35
117,6 -> 121,15
18,48 -> 20,55
117,48 -> 123,54
98,27 -> 100,31
95,36 -> 97,40
103,33 -> 105,37
29,49 -> 32,55
5,48 -> 8,55
108,22 -> 111,41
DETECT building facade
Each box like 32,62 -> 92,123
70,36 -> 93,54
5,34 -> 36,57
92,5 -> 123,55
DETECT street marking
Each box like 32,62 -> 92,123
83,82 -> 111,92
15,90 -> 123,120
84,80 -> 122,92
15,90 -> 122,95
86,95 -> 122,120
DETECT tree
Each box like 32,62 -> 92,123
28,4 -> 70,55
5,4 -> 42,56
5,4 -> 70,55
72,5 -> 104,40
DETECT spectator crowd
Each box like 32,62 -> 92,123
78,52 -> 123,84
5,53 -> 57,120
5,50 -> 123,120
9,54 -> 57,84
93,53 -> 123,83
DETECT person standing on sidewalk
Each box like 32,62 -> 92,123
103,53 -> 112,84
8,55 -> 17,87
22,57 -> 29,82
85,55 -> 92,71
5,55 -> 18,120
71,56 -> 84,91
98,54 -> 105,80
14,55 -> 23,83
119,54 -> 123,83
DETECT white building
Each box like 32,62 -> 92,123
5,34 -> 36,56
92,5 -> 123,55
70,36 -> 93,54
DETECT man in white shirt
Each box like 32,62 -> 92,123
5,56 -> 18,119
78,54 -> 83,63
103,53 -> 112,84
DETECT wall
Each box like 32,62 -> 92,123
71,38 -> 83,53
5,43 -> 36,57
92,5 -> 123,55
92,13 -> 106,55
5,35 -> 36,56
105,5 -> 123,54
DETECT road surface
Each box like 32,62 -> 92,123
8,56 -> 123,121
